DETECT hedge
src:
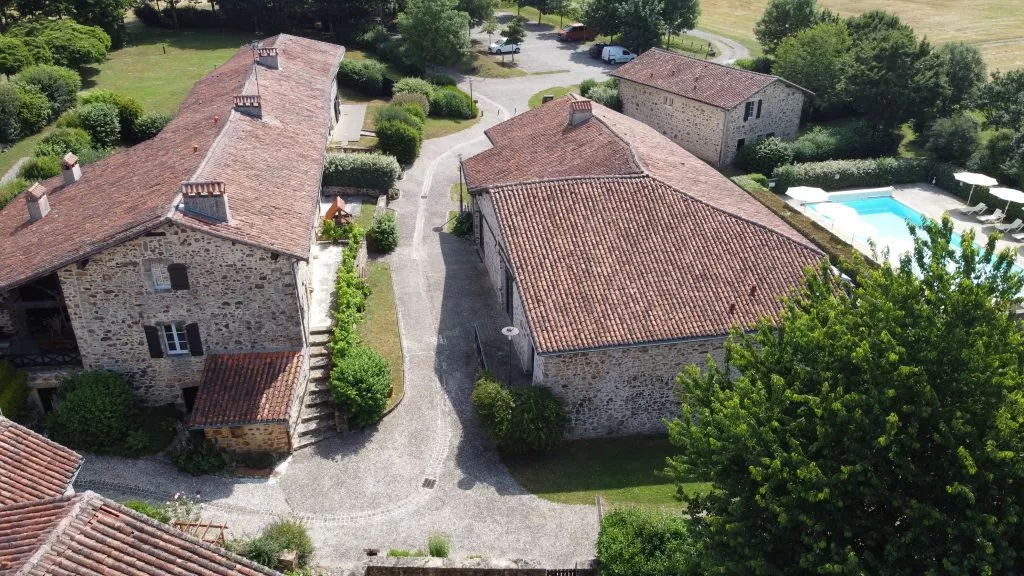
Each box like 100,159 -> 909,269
78,102 -> 121,148
374,103 -> 424,132
322,153 -> 402,190
19,155 -> 61,180
790,122 -> 902,163
736,137 -> 793,175
13,83 -> 50,136
46,371 -> 138,454
14,65 -> 81,119
471,372 -> 567,454
428,85 -> 476,119
79,90 -> 145,142
35,127 -> 92,158
393,77 -> 435,99
773,157 -> 932,194
134,112 -> 173,141
338,60 -> 387,97
376,119 -> 422,165
391,92 -> 430,115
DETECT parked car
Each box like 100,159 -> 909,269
558,23 -> 597,42
588,43 -> 608,59
601,46 -> 636,64
488,38 -> 521,54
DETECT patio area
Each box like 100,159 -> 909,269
793,183 -> 1024,269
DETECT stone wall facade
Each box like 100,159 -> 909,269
203,423 -> 291,453
540,337 -> 727,438
618,78 -> 805,167
619,79 -> 726,166
720,81 -> 806,166
56,223 -> 305,405
0,292 -> 13,335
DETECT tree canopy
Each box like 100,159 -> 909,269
583,0 -> 622,37
6,19 -> 110,69
617,0 -> 663,53
938,42 -> 987,112
772,20 -> 851,115
0,35 -> 30,78
754,0 -> 822,53
661,0 -> 699,37
666,217 -> 1024,574
397,0 -> 471,67
974,69 -> 1024,131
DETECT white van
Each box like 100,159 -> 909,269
601,46 -> 636,64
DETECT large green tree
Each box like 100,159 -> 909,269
974,69 -> 1024,131
754,0 -> 820,54
661,0 -> 698,46
457,0 -> 494,28
618,0 -> 662,53
772,20 -> 851,116
583,0 -> 621,38
937,41 -> 987,112
397,0 -> 470,67
667,217 -> 1024,575
0,35 -> 31,78
6,19 -> 110,69
500,16 -> 525,62
842,11 -> 948,130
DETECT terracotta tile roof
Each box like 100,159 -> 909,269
0,492 -> 280,576
189,351 -> 304,427
466,95 -> 823,353
0,418 -> 83,506
0,34 -> 344,291
611,48 -> 810,109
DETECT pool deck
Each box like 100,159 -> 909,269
794,183 -> 1024,267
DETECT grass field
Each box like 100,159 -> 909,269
503,435 -> 711,510
356,262 -> 405,410
528,85 -> 578,109
695,0 -> 1023,71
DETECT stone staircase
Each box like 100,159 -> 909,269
292,328 -> 336,451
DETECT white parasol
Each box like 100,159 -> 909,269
954,172 -> 998,204
989,187 -> 1024,213
785,186 -> 830,204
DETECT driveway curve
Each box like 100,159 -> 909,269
688,29 -> 752,63
75,89 -> 598,573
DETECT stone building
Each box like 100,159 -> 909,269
0,35 -> 345,453
612,49 -> 811,167
462,95 -> 823,437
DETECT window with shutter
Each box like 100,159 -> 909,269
744,101 -> 754,121
168,264 -> 190,290
163,323 -> 189,355
756,99 -> 763,118
144,325 -> 164,358
186,323 -> 204,356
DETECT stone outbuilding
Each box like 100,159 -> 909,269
0,35 -> 345,451
462,95 -> 823,438
188,351 -> 307,454
612,49 -> 812,167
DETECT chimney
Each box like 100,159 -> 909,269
257,47 -> 280,70
569,99 -> 592,126
180,180 -> 230,223
61,152 -> 82,185
25,183 -> 50,222
233,95 -> 262,119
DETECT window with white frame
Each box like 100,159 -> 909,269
163,323 -> 189,355
151,265 -> 171,290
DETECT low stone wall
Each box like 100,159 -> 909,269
365,557 -> 560,575
323,185 -> 388,198
203,423 -> 291,454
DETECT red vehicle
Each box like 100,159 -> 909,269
558,23 -> 598,42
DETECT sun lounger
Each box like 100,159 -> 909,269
959,202 -> 987,215
977,209 -> 1005,223
996,218 -> 1024,232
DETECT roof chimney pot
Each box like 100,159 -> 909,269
256,47 -> 280,70
61,152 -> 82,186
26,183 -> 50,222
569,99 -> 593,127
233,94 -> 263,119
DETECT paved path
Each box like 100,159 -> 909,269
0,157 -> 29,184
76,90 -> 597,573
689,29 -> 751,64
332,104 -> 368,143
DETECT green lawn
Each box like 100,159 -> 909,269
503,435 -> 711,510
356,262 -> 404,410
467,49 -> 528,78
528,85 -> 579,109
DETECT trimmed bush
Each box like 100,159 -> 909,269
331,344 -> 391,429
19,155 -> 61,180
376,119 -> 422,165
171,436 -> 230,475
588,85 -> 621,111
0,361 -> 29,422
748,173 -> 769,187
736,137 -> 794,175
472,372 -> 567,454
596,508 -> 696,576
375,103 -> 424,131
322,153 -> 401,190
790,121 -> 902,162
0,178 -> 29,210
77,146 -> 113,165
337,60 -> 387,97
35,127 -> 92,158
78,102 -> 121,148
391,92 -> 430,116
925,113 -> 981,165
450,211 -> 473,236
79,90 -> 145,141
471,372 -> 513,441
393,77 -> 435,99
134,112 -> 173,141
368,211 -> 399,253
13,82 -> 50,136
55,108 -> 83,129
233,520 -> 315,569
425,72 -> 457,86
400,101 -> 427,122
773,157 -> 932,193
14,65 -> 81,118
428,86 -> 476,119
124,500 -> 171,523
46,371 -> 137,454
